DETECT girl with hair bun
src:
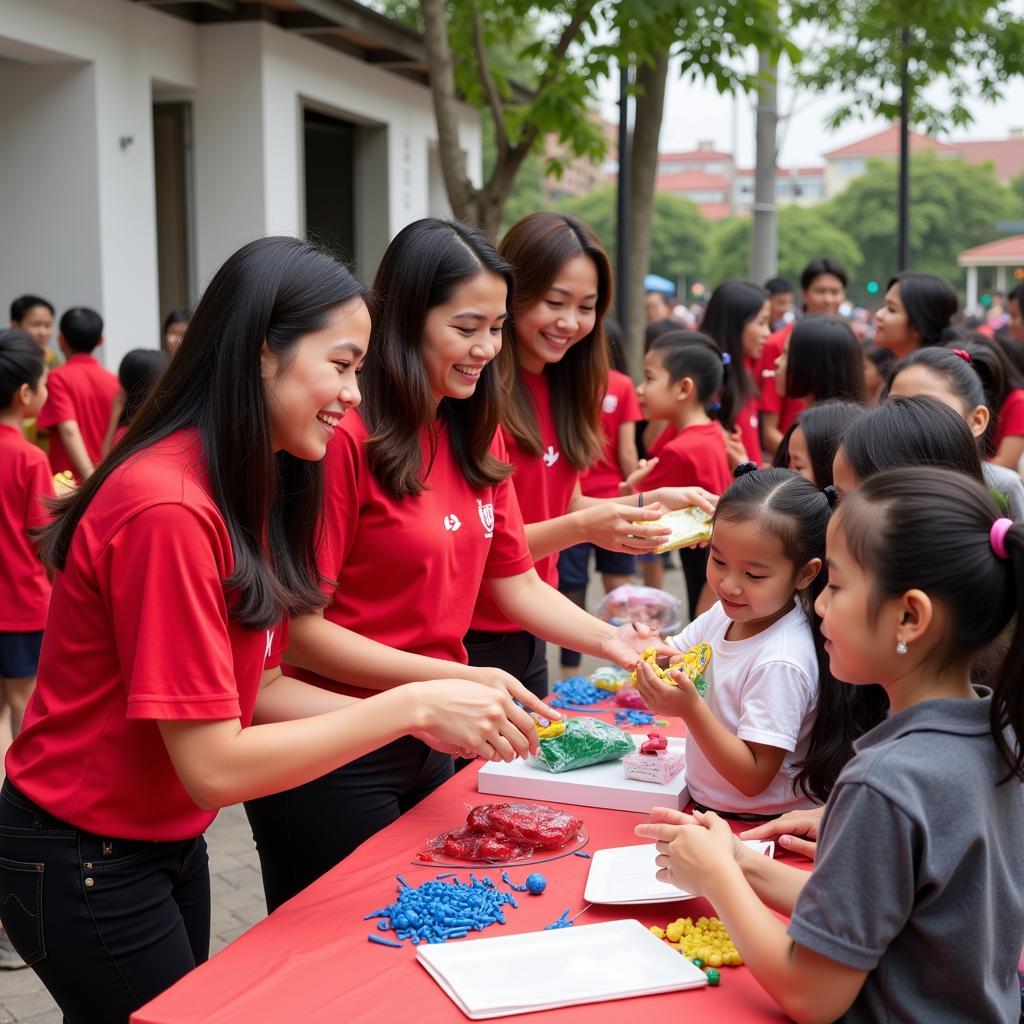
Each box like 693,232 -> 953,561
640,466 -> 1024,1023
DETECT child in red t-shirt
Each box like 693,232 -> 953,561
0,330 -> 54,755
36,307 -> 119,480
635,331 -> 732,617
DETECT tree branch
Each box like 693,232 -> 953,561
470,1 -> 509,159
420,0 -> 474,217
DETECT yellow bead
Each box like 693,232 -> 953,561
650,926 -> 665,939
707,954 -> 723,967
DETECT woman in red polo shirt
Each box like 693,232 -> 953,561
466,213 -> 717,697
245,219 -> 697,911
0,238 -> 545,1022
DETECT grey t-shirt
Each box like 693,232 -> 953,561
983,461 -> 1024,521
789,689 -> 1024,1023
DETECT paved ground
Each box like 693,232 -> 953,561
1,565 -> 689,1021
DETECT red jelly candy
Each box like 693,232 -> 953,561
467,803 -> 583,850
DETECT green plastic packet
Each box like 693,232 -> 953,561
531,717 -> 635,774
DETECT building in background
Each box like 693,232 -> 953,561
540,117 -> 617,203
0,0 -> 481,370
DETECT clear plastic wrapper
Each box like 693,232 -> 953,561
595,585 -> 682,636
530,717 -> 635,774
640,506 -> 713,555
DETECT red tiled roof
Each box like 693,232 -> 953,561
657,169 -> 730,190
735,166 -> 824,178
823,124 -> 957,159
659,149 -> 732,162
698,203 -> 733,221
950,138 -> 1024,182
958,235 -> 1024,266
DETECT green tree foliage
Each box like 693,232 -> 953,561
792,0 -> 1024,133
703,206 -> 862,292
556,186 -> 708,287
1012,171 -> 1024,211
824,154 -> 1023,289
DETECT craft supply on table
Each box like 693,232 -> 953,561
590,665 -> 631,692
478,736 -> 690,813
524,873 -> 547,895
420,802 -> 585,865
651,916 -> 741,969
531,717 -> 634,773
415,919 -> 709,1019
583,840 -> 772,906
614,708 -> 655,727
596,584 -> 682,635
547,677 -> 613,709
614,685 -> 648,709
364,873 -> 520,946
623,733 -> 686,784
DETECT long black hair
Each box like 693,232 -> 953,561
714,467 -> 884,801
700,279 -> 768,432
117,349 -> 169,427
887,271 -> 959,347
839,467 -> 1024,781
840,395 -> 984,486
773,400 -> 866,488
783,315 -> 865,404
39,236 -> 367,631
361,218 -> 513,499
0,329 -> 46,407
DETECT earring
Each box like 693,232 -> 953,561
896,640 -> 908,655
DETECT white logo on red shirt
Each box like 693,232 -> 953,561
443,513 -> 462,532
602,393 -> 619,414
265,629 -> 275,661
477,500 -> 494,538
542,445 -> 560,467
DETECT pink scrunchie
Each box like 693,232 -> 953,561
990,517 -> 1013,560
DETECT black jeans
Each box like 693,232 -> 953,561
464,628 -> 549,699
245,735 -> 453,913
0,781 -> 209,1024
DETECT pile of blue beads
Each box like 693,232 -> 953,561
614,708 -> 655,727
365,873 -> 518,947
548,677 -> 613,709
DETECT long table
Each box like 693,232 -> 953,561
133,724 -> 800,1023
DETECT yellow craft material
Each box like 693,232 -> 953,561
628,646 -> 682,688
534,720 -> 566,740
650,915 -> 742,966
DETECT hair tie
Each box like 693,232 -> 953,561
951,348 -> 972,364
721,353 -> 732,366
990,518 -> 1013,560
822,484 -> 838,509
708,400 -> 721,413
733,461 -> 758,479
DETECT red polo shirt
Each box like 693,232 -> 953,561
639,421 -> 733,496
581,370 -> 643,498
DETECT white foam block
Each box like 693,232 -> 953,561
477,735 -> 689,813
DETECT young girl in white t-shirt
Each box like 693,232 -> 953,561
637,464 -> 878,817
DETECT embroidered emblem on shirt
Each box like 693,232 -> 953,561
265,629 -> 275,661
602,393 -> 619,414
542,445 -> 560,468
443,513 -> 462,532
477,500 -> 495,538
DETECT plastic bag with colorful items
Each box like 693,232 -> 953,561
595,585 -> 682,636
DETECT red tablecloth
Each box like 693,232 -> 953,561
133,724 -> 801,1023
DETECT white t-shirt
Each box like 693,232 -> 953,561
668,600 -> 819,815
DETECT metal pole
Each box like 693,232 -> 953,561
616,55 -> 631,330
898,26 -> 911,271
750,47 -> 779,282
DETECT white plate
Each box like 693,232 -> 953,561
416,919 -> 707,1019
584,840 -> 775,905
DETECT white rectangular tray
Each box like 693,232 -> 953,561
416,919 -> 706,1019
477,735 -> 689,813
583,840 -> 775,905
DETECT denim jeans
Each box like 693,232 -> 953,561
0,781 -> 210,1024
245,735 -> 453,913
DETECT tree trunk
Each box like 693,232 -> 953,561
749,47 -> 778,283
625,49 -> 670,378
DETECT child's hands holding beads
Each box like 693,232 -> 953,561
633,658 -> 699,718
635,808 -> 739,897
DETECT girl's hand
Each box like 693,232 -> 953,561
633,660 -> 699,719
619,458 -> 659,495
600,623 -> 677,670
411,679 -> 541,761
634,808 -> 737,895
470,666 -> 562,724
646,486 -> 718,516
723,426 -> 748,470
578,501 -> 670,553
740,806 -> 824,861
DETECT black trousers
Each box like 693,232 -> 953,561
245,735 -> 453,913
0,781 -> 209,1024
464,628 -> 549,699
679,546 -> 710,621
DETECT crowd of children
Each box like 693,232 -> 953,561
1,228 -> 1023,1023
